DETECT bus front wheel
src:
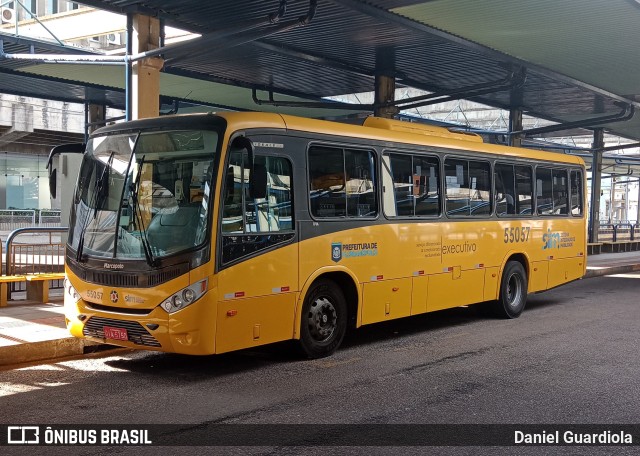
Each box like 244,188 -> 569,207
298,279 -> 347,359
495,260 -> 528,318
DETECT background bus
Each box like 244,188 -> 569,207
60,112 -> 586,358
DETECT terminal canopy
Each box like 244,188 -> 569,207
1,0 -> 640,141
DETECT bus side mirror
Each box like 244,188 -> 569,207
250,157 -> 267,200
47,143 -> 85,199
230,135 -> 267,200
49,168 -> 58,199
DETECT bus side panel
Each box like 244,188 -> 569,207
529,260 -> 549,292
547,256 -> 585,289
483,267 -> 500,301
427,268 -> 484,312
411,275 -> 428,315
215,293 -> 296,354
361,278 -> 412,324
215,243 -> 299,353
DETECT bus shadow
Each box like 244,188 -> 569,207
341,306 -> 480,350
103,341 -> 300,378
524,296 -> 564,311
103,298 -> 566,377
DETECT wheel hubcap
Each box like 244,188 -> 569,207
307,297 -> 337,342
507,273 -> 522,307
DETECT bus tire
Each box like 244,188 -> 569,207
495,260 -> 528,318
297,279 -> 347,359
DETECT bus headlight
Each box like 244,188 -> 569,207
161,279 -> 208,313
64,278 -> 81,304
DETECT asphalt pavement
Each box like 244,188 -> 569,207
1,251 -> 640,368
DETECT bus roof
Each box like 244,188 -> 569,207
218,111 -> 584,166
94,112 -> 584,167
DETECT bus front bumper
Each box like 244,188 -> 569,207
64,290 -> 218,355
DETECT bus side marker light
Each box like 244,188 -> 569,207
253,324 -> 260,340
413,270 -> 425,276
392,287 -> 399,292
272,286 -> 290,293
227,310 -> 237,317
385,302 -> 390,315
548,256 -> 554,260
222,292 -> 245,299
370,275 -> 384,281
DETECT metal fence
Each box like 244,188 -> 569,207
0,210 -> 61,230
39,210 -> 63,227
598,222 -> 637,242
4,227 -> 67,297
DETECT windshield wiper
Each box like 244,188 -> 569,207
94,152 -> 114,217
129,155 -> 157,267
75,152 -> 114,262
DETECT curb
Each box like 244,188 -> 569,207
0,338 -> 109,367
584,263 -> 640,279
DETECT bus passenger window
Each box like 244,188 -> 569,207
384,153 -> 439,218
553,169 -> 569,215
445,159 -> 469,216
309,145 -> 377,218
515,166 -> 533,215
445,158 -> 491,217
386,153 -> 414,217
495,163 -> 516,217
570,170 -> 583,216
536,167 -> 554,215
469,161 -> 491,215
345,149 -> 376,217
413,156 -> 440,216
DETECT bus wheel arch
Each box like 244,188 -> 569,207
294,270 -> 359,358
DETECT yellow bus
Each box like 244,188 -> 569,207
60,112 -> 586,358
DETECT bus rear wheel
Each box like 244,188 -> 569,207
494,260 -> 528,318
298,279 -> 347,359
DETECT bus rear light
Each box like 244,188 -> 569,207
160,279 -> 208,314
227,310 -> 237,317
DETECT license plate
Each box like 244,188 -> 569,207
103,326 -> 128,341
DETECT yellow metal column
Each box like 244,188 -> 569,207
132,14 -> 164,120
374,47 -> 398,119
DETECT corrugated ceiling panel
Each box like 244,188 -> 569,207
2,1 -> 639,139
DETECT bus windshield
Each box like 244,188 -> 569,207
68,129 -> 219,262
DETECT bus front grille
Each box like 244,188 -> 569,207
83,317 -> 162,348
